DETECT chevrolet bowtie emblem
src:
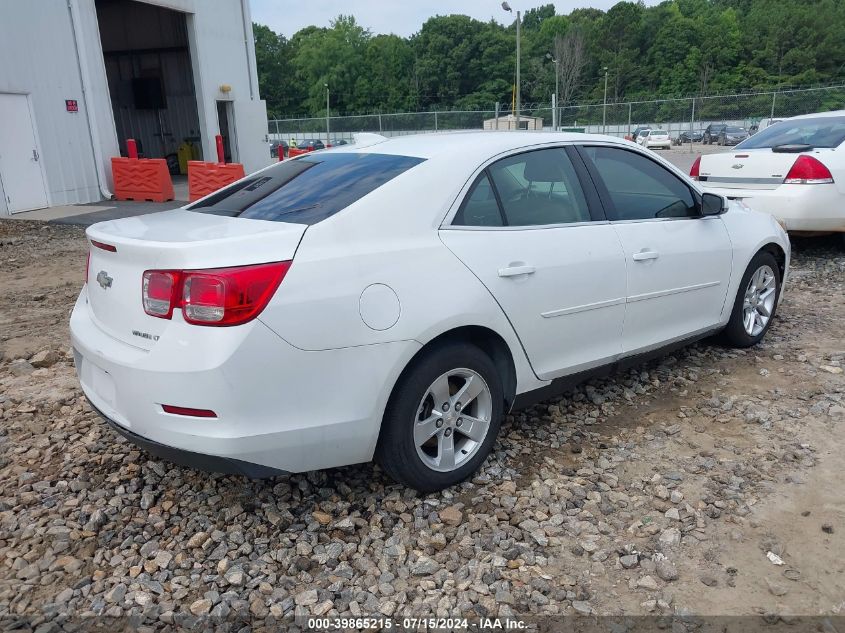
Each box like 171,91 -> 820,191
96,270 -> 113,289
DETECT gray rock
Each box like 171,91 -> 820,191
620,554 -> 639,569
410,556 -> 439,576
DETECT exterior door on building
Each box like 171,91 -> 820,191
0,93 -> 48,213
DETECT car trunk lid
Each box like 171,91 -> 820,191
698,148 -> 834,190
85,209 -> 306,350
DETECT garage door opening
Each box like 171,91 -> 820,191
95,0 -> 203,173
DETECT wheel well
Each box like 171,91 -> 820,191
760,242 -> 787,279
402,326 -> 518,410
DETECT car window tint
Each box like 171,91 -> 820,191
452,173 -> 504,226
488,148 -> 591,226
189,153 -> 425,225
582,146 -> 698,221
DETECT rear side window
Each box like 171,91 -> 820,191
452,173 -> 504,226
189,153 -> 425,224
453,148 -> 591,227
582,146 -> 698,221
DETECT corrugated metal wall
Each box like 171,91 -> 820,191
0,1 -> 102,211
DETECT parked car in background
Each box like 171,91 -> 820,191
750,118 -> 784,135
674,129 -> 704,145
297,139 -> 326,150
72,132 -> 789,492
637,129 -> 671,150
631,126 -> 650,142
692,111 -> 845,238
717,126 -> 750,146
269,139 -> 288,159
703,124 -> 727,144
332,139 -> 349,146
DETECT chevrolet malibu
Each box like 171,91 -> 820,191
71,132 -> 790,492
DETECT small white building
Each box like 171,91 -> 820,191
483,114 -> 544,131
0,0 -> 271,216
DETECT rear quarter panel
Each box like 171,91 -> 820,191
257,157 -> 546,394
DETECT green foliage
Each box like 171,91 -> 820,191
254,0 -> 845,117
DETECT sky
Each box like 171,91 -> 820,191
250,0 -> 661,38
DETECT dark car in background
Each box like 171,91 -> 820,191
631,126 -> 650,142
716,125 -> 750,146
297,139 -> 326,150
673,129 -> 704,145
269,139 -> 288,158
702,124 -> 727,144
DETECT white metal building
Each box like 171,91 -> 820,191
0,0 -> 271,216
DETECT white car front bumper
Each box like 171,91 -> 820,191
702,183 -> 845,233
70,287 -> 419,475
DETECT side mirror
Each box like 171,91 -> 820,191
701,192 -> 726,216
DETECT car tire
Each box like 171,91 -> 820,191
719,251 -> 781,348
376,342 -> 504,493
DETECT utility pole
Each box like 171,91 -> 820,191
324,83 -> 330,146
602,67 -> 608,134
547,53 -> 559,131
502,3 -> 520,128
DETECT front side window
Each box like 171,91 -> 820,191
189,152 -> 424,224
582,146 -> 698,221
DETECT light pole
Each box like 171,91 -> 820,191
546,53 -> 559,131
502,2 -> 520,129
602,66 -> 608,134
324,83 -> 330,146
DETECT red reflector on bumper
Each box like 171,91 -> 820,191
91,240 -> 117,252
161,404 -> 217,418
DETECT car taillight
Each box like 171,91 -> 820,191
689,156 -> 701,180
784,155 -> 834,184
142,261 -> 290,326
143,270 -> 181,319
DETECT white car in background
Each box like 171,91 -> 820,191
71,132 -> 789,492
692,111 -> 845,236
637,129 -> 671,150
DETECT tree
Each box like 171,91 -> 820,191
252,1 -> 845,117
554,28 -> 588,107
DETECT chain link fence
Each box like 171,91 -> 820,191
270,85 -> 845,145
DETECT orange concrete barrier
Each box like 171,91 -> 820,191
187,161 -> 246,202
111,157 -> 175,203
287,147 -> 308,158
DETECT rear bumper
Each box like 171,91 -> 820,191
91,399 -> 286,478
70,288 -> 420,473
701,183 -> 845,232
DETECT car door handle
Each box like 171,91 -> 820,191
632,250 -> 660,261
498,265 -> 536,277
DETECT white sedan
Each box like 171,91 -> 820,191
637,129 -> 671,150
71,132 -> 789,492
693,110 -> 845,236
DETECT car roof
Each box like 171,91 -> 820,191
332,131 -> 626,160
788,109 -> 845,121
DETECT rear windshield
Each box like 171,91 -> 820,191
725,126 -> 746,133
188,152 -> 425,224
737,116 -> 845,149
651,130 -> 667,135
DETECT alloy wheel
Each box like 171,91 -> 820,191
742,264 -> 777,336
413,368 -> 493,472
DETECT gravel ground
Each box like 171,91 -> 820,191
0,219 -> 844,630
